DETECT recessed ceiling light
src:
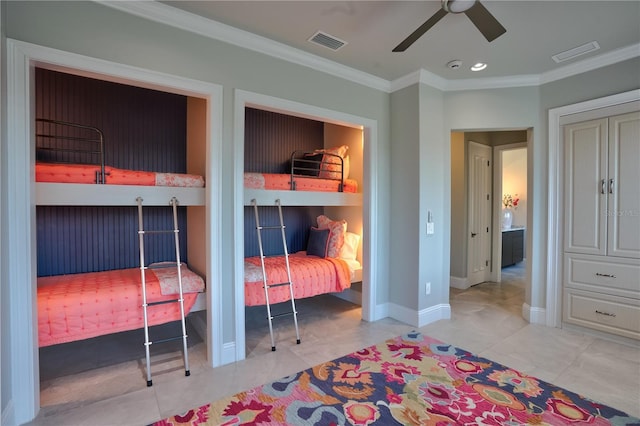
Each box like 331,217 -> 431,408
470,62 -> 487,72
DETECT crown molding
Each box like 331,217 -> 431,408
98,1 -> 638,94
98,0 -> 391,93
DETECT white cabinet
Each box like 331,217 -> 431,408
563,111 -> 640,259
563,110 -> 640,340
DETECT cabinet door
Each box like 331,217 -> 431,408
564,118 -> 608,255
608,111 -> 640,259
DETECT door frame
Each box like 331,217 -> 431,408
547,89 -> 640,327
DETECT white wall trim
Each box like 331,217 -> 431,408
5,39 -> 224,424
388,303 -> 451,327
99,1 -> 639,94
1,400 -> 15,426
522,303 -> 546,325
233,89 -> 379,362
449,276 -> 470,290
547,89 -> 640,328
221,342 -> 236,366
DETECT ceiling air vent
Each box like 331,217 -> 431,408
552,41 -> 600,63
308,31 -> 347,51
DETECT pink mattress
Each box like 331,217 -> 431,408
37,266 -> 204,347
36,162 -> 205,187
244,172 -> 357,193
244,252 -> 351,306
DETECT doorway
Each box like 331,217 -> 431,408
496,144 -> 527,283
450,130 -> 529,290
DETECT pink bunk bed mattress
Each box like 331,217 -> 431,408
37,266 -> 205,347
244,172 -> 357,193
36,162 -> 205,187
244,252 -> 352,306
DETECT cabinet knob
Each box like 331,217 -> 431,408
595,310 -> 616,318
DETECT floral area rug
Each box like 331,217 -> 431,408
154,331 -> 639,425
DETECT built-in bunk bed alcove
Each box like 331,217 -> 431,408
34,68 -> 210,406
6,40 -> 223,423
234,90 -> 376,359
35,68 -> 215,412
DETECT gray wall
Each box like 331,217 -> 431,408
389,85 -> 420,309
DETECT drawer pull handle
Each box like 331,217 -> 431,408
595,310 -> 616,318
595,272 -> 616,278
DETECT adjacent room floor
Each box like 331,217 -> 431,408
29,267 -> 640,425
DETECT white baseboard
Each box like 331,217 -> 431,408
367,302 -> 389,322
522,303 -> 546,324
2,399 -> 15,426
449,276 -> 470,290
389,303 -> 451,327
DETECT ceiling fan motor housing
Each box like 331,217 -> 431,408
442,0 -> 478,14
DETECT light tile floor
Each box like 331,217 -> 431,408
28,264 -> 640,425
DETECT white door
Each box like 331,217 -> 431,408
563,118 -> 608,256
608,111 -> 640,259
467,142 -> 492,285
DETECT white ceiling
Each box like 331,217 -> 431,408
159,1 -> 640,84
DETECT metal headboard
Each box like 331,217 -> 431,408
35,118 -> 106,184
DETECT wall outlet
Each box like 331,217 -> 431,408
425,282 -> 431,295
426,222 -> 434,235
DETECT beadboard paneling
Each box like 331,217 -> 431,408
244,108 -> 325,255
35,69 -> 189,276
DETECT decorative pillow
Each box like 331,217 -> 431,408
315,145 -> 349,180
306,227 -> 330,258
317,214 -> 347,258
339,231 -> 361,260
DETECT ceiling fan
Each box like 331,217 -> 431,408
393,0 -> 506,52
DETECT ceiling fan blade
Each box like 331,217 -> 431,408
464,1 -> 506,42
393,7 -> 448,52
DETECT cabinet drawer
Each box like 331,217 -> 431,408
564,289 -> 640,340
564,254 -> 640,298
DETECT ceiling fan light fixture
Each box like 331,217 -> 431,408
470,62 -> 487,71
442,0 -> 477,14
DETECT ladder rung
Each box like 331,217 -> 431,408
147,335 -> 186,346
257,225 -> 284,230
138,230 -> 177,235
267,282 -> 292,288
147,298 -> 181,307
147,263 -> 181,269
271,311 -> 296,319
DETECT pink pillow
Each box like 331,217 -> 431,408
315,145 -> 349,180
317,214 -> 347,258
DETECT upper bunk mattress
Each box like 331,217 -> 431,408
36,163 -> 205,187
37,266 -> 204,347
244,172 -> 357,193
